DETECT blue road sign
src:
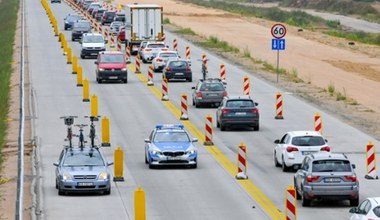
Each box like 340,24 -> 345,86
272,39 -> 286,50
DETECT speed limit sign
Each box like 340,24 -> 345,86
271,23 -> 287,39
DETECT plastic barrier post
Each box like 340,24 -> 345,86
113,146 -> 124,181
134,186 -> 146,220
285,185 -> 297,220
314,113 -> 323,134
365,141 -> 379,180
204,114 -> 213,146
180,93 -> 189,120
91,94 -> 98,118
243,75 -> 250,95
83,78 -> 90,102
76,65 -> 83,87
101,116 -> 111,147
275,92 -> 284,119
236,142 -> 248,179
72,56 -> 78,74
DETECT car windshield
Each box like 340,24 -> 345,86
100,54 -> 124,63
169,61 -> 188,68
83,35 -> 103,43
200,83 -> 224,92
67,15 -> 80,22
74,22 -> 90,28
154,131 -> 190,142
312,160 -> 351,172
63,150 -> 105,166
373,206 -> 380,217
292,136 -> 325,146
147,44 -> 165,48
160,53 -> 177,58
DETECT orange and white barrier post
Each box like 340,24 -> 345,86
314,113 -> 322,134
161,32 -> 166,41
135,54 -> 141,73
285,185 -> 297,220
161,77 -> 169,101
202,54 -> 207,67
104,29 -> 109,44
204,114 -> 213,146
220,64 -> 226,81
185,46 -> 191,61
110,35 -> 115,48
173,38 -> 178,51
243,75 -> 250,95
275,92 -> 284,119
117,39 -> 122,51
125,46 -> 131,63
236,142 -> 248,179
147,65 -> 154,86
365,141 -> 378,179
180,93 -> 189,120
99,25 -> 103,36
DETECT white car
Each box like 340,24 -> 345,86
80,33 -> 106,59
152,51 -> 180,72
273,131 -> 330,171
140,41 -> 167,63
350,197 -> 380,220
109,21 -> 124,35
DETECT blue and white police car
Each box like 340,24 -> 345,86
144,124 -> 198,168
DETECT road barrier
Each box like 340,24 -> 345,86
104,29 -> 109,43
101,116 -> 111,147
365,141 -> 378,180
186,46 -> 190,60
173,38 -> 178,51
135,54 -> 141,73
91,94 -> 99,118
66,47 -> 72,64
161,32 -> 166,41
236,142 -> 248,179
147,65 -> 154,86
220,64 -> 226,81
76,65 -> 83,87
125,46 -> 131,63
113,146 -> 124,181
180,93 -> 189,120
134,186 -> 146,220
285,185 -> 297,220
204,114 -> 214,146
117,39 -> 122,51
99,25 -> 103,36
110,35 -> 115,49
60,34 -> 66,49
72,56 -> 78,74
83,78 -> 90,102
58,32 -> 63,42
275,92 -> 284,119
243,75 -> 250,95
161,77 -> 169,101
314,113 -> 323,134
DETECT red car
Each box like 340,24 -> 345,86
95,51 -> 128,83
117,27 -> 125,43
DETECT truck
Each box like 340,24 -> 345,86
124,4 -> 164,55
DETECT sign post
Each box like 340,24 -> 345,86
271,23 -> 287,83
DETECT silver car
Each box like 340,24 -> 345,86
109,21 -> 124,35
140,41 -> 167,63
192,78 -> 227,108
152,51 -> 180,72
294,153 -> 359,207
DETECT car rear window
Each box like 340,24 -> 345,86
226,100 -> 254,107
200,83 -> 224,91
169,61 -> 188,67
147,44 -> 165,48
292,136 -> 325,146
373,206 -> 380,217
100,54 -> 124,63
312,160 -> 351,172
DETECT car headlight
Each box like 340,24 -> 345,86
151,150 -> 162,155
121,68 -> 127,71
98,172 -> 108,180
62,172 -> 73,181
186,149 -> 196,154
98,68 -> 104,71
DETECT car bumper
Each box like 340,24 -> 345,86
195,97 -> 224,104
149,153 -> 197,166
165,71 -> 192,80
72,32 -> 88,40
81,48 -> 105,57
98,71 -> 128,81
220,118 -> 259,127
58,179 -> 110,192
304,185 -> 359,200
141,53 -> 157,62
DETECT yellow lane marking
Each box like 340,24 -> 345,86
128,64 -> 284,219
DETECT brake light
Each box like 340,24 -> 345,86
223,91 -> 227,97
145,48 -> 152,52
186,66 -> 191,71
286,146 -> 298,152
345,175 -> 357,182
221,109 -> 231,114
197,92 -> 202,98
251,108 -> 259,113
156,58 -> 162,62
306,175 -> 320,182
162,48 -> 168,51
321,146 -> 330,152
166,67 -> 172,71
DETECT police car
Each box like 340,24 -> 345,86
144,124 -> 198,168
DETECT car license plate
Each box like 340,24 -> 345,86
167,157 -> 180,160
109,76 -> 118,79
91,53 -> 98,55
78,182 -> 94,186
208,94 -> 218,97
302,151 -> 314,155
235,112 -> 246,115
324,177 -> 341,183
175,73 -> 184,76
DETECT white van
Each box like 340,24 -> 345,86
80,33 -> 106,59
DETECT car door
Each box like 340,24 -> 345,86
350,200 -> 370,220
295,157 -> 310,191
275,133 -> 288,162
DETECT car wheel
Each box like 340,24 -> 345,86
192,98 -> 195,106
220,123 -> 226,131
253,124 -> 259,131
80,54 -> 85,59
188,77 -> 192,82
123,79 -> 127,84
282,156 -> 289,172
55,180 -> 58,189
274,152 -> 280,167
72,38 -> 75,41
145,153 -> 148,164
58,186 -> 65,196
302,191 -> 311,207
190,163 -> 197,169
64,27 -> 67,31
294,179 -> 301,200
142,58 -> 147,63
104,188 -> 111,195
195,102 -> 200,108
216,120 -> 220,128
350,197 -> 359,206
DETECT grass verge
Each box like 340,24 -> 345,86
0,0 -> 19,172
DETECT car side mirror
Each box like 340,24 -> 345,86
349,207 -> 359,213
178,56 -> 181,58
192,138 -> 198,143
255,102 -> 259,106
107,161 -> 114,166
191,86 -> 195,89
352,164 -> 356,169
144,139 -> 151,143
274,139 -> 280,144
94,61 -> 98,64
53,162 -> 59,167
325,139 -> 328,143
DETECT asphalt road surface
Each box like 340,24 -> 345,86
27,0 -> 380,219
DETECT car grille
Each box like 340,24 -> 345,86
163,151 -> 185,157
73,175 -> 97,180
86,47 -> 102,50
104,68 -> 122,71
159,160 -> 188,164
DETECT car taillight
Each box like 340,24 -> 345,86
345,175 -> 357,182
145,48 -> 152,52
223,91 -> 227,97
162,48 -> 168,51
166,67 -> 172,71
321,146 -> 330,152
286,146 -> 298,152
306,175 -> 320,182
251,108 -> 259,113
156,58 -> 162,62
197,92 -> 202,98
186,66 -> 191,71
221,109 -> 231,114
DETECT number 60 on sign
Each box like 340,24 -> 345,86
271,23 -> 287,39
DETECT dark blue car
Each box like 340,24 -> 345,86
63,14 -> 81,30
163,59 -> 192,82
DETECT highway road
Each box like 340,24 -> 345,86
27,0 -> 380,219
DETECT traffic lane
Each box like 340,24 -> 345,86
47,1 -> 274,219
